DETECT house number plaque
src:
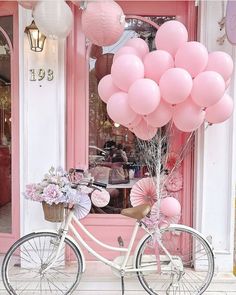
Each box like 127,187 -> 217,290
29,69 -> 54,82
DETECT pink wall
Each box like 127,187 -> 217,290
0,1 -> 19,253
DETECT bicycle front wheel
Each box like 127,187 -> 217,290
136,224 -> 214,295
2,232 -> 83,294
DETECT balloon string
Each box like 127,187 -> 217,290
155,129 -> 162,219
161,131 -> 194,192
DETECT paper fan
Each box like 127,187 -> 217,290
74,193 -> 92,220
165,171 -> 183,192
130,177 -> 157,207
91,189 -> 110,207
164,152 -> 179,171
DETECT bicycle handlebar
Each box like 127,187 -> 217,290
93,181 -> 107,188
75,168 -> 84,173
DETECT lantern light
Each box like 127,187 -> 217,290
24,20 -> 46,52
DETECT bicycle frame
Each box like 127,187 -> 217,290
43,208 -> 175,275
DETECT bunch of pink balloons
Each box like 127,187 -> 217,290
98,20 -> 234,139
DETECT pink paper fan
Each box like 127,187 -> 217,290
91,189 -> 110,207
130,177 -> 157,207
74,193 -> 92,220
165,171 -> 183,192
165,152 -> 179,171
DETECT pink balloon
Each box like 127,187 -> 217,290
145,100 -> 173,127
125,114 -> 142,128
160,197 -> 181,217
191,71 -> 226,107
98,74 -> 120,103
128,78 -> 161,115
173,98 -> 206,132
205,51 -> 234,81
205,93 -> 234,124
111,54 -> 144,92
114,46 -> 140,61
132,119 -> 157,141
81,1 -> 125,46
144,50 -> 174,84
18,0 -> 36,9
125,38 -> 149,59
107,92 -> 137,125
155,20 -> 188,56
175,41 -> 208,77
159,68 -> 193,104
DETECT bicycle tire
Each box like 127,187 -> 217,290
135,224 -> 214,295
2,231 -> 83,294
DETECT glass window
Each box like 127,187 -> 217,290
88,16 -> 175,214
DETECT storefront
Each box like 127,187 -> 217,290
0,0 -> 235,272
65,0 -> 197,259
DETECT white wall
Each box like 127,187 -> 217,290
195,0 -> 236,272
19,7 -> 66,234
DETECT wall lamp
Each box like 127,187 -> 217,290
24,20 -> 46,52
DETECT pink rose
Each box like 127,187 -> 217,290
25,184 -> 43,202
42,184 -> 63,204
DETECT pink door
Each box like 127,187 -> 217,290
66,0 -> 197,259
0,1 -> 19,253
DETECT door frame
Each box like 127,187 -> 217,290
66,0 -> 197,240
0,1 -> 19,253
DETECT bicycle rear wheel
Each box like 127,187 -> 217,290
2,232 -> 83,294
136,224 -> 214,295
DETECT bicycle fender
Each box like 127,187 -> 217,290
169,224 -> 215,252
33,229 -> 86,272
132,223 -> 215,270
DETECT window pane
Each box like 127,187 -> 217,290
88,16 -> 175,214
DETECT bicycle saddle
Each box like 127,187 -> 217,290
121,204 -> 151,220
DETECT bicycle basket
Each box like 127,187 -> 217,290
42,201 -> 65,222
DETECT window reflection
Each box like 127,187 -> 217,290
88,16 -> 175,214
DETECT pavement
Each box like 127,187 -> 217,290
0,259 -> 236,294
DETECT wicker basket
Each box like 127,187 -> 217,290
42,201 -> 65,222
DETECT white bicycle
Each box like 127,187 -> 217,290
2,171 -> 214,295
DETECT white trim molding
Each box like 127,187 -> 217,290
195,0 -> 236,272
19,7 -> 66,235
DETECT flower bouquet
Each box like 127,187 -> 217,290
24,167 -> 91,222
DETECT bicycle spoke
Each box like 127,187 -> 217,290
136,225 -> 214,295
44,272 -> 67,294
2,232 -> 82,294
